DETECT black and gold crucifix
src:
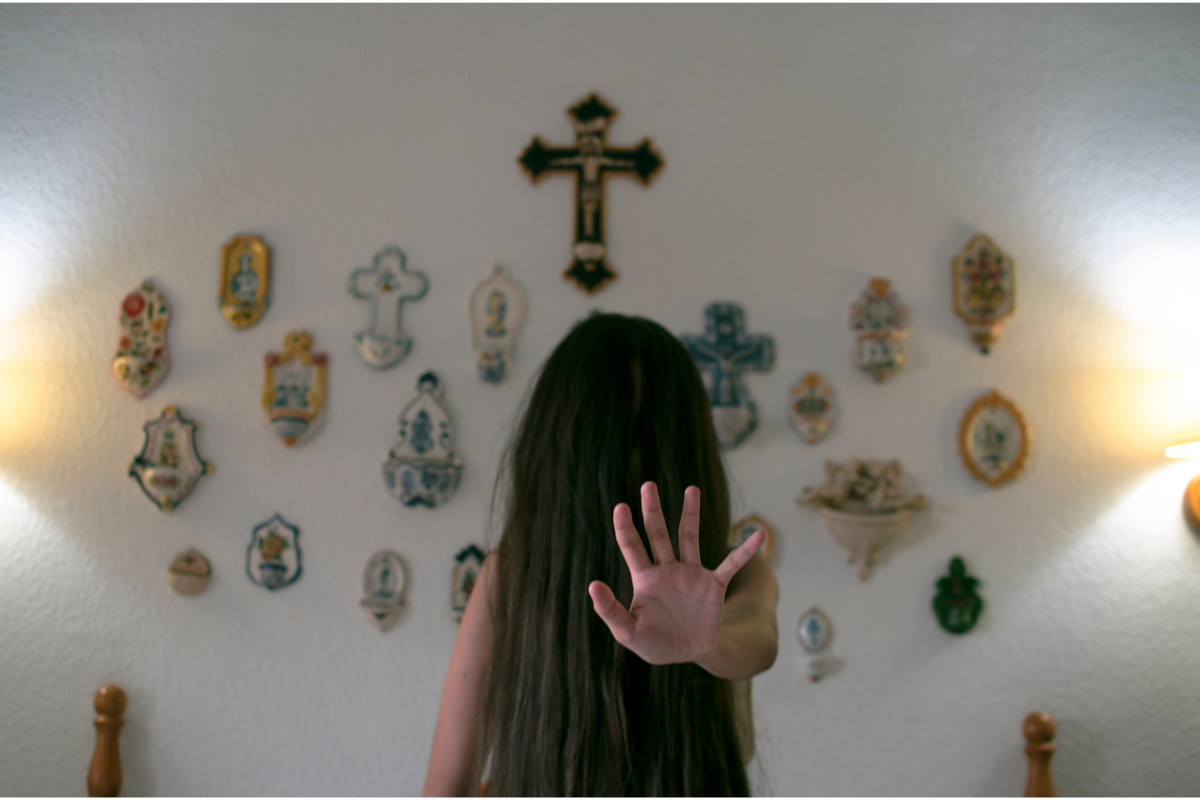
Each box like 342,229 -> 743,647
519,94 -> 664,294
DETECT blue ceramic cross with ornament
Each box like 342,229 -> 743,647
681,303 -> 775,448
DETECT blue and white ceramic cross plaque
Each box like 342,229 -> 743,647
247,514 -> 302,591
681,303 -> 775,448
382,372 -> 464,508
347,246 -> 429,369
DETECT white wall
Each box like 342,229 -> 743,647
3,5 -> 1200,795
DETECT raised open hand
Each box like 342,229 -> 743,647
588,482 -> 766,666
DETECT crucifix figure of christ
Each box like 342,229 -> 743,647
681,303 -> 775,449
519,93 -> 664,294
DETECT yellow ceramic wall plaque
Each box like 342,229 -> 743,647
957,390 -> 1030,487
219,235 -> 271,328
263,331 -> 328,447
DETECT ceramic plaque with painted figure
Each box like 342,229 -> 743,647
789,372 -> 836,444
796,606 -> 834,682
848,278 -> 911,383
361,550 -> 407,632
347,246 -> 429,369
263,331 -> 328,447
382,372 -> 464,508
452,544 -> 486,622
247,514 -> 301,591
729,514 -> 774,561
129,406 -> 213,512
469,265 -> 525,384
219,235 -> 271,328
112,280 -> 171,398
952,234 -> 1015,354
957,390 -> 1030,487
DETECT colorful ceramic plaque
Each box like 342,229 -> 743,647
347,246 -> 428,369
796,606 -> 833,682
957,390 -> 1030,487
383,372 -> 464,508
932,557 -> 984,635
263,331 -> 328,447
219,234 -> 271,328
247,514 -> 301,591
129,406 -> 213,512
112,280 -> 171,398
168,549 -> 211,596
682,303 -> 775,448
952,234 -> 1015,355
452,544 -> 486,622
519,93 -> 664,294
729,514 -> 774,561
789,372 -> 836,444
848,278 -> 911,383
361,550 -> 407,632
469,265 -> 525,384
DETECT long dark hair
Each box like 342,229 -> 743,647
482,312 -> 749,796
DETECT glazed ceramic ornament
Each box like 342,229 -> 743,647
452,544 -> 486,622
247,514 -> 301,591
347,246 -> 429,369
168,549 -> 211,596
789,372 -> 836,444
129,406 -> 213,512
932,557 -> 984,635
681,303 -> 775,448
382,372 -> 464,508
729,514 -> 774,561
957,390 -> 1030,487
952,235 -> 1014,354
361,550 -> 407,632
219,234 -> 271,328
796,606 -> 834,682
262,331 -> 328,447
469,265 -> 525,384
112,280 -> 171,398
848,278 -> 911,383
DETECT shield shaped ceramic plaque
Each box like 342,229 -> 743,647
729,514 -> 774,561
382,372 -> 464,508
361,549 -> 407,632
219,234 -> 271,328
848,278 -> 911,383
469,265 -> 525,384
957,390 -> 1030,487
129,406 -> 213,512
952,234 -> 1014,355
452,544 -> 486,622
263,331 -> 328,447
789,372 -> 836,444
247,514 -> 301,591
112,280 -> 171,398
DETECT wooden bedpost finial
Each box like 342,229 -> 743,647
1022,711 -> 1056,797
88,685 -> 126,797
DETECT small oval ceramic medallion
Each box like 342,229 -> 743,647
383,372 -> 464,508
112,280 -> 171,398
361,550 -> 407,632
796,606 -> 834,682
129,406 -> 213,512
263,331 -> 328,447
789,372 -> 836,444
848,278 -> 911,383
452,544 -> 486,622
469,265 -> 525,384
219,234 -> 271,328
957,390 -> 1030,487
168,549 -> 211,595
729,514 -> 774,561
247,514 -> 302,591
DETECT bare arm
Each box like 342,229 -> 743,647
693,552 -> 779,680
423,554 -> 495,797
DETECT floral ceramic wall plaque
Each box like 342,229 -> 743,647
469,265 -> 525,384
219,234 -> 271,328
168,549 -> 211,596
129,406 -> 213,512
247,514 -> 301,591
382,372 -> 464,508
347,246 -> 429,369
452,544 -> 486,622
796,606 -> 833,682
112,280 -> 171,398
789,372 -> 836,444
263,331 -> 328,447
848,278 -> 911,383
932,556 -> 984,635
952,234 -> 1014,355
361,550 -> 407,632
519,93 -> 664,294
681,303 -> 775,448
729,514 -> 774,561
957,390 -> 1030,487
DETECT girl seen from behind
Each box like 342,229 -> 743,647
424,313 -> 780,796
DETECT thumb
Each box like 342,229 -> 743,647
588,580 -> 635,646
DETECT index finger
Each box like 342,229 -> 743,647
613,502 -> 652,574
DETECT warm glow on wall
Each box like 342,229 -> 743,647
1164,358 -> 1200,459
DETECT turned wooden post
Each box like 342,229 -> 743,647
1023,711 -> 1056,797
88,685 -> 126,797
